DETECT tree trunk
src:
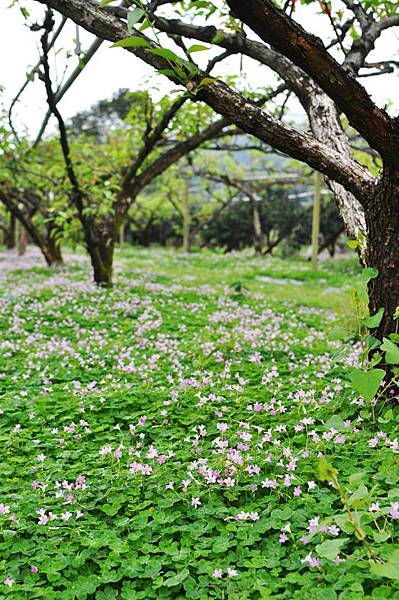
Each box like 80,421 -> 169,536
5,213 -> 16,249
318,225 -> 345,257
83,219 -> 115,287
89,241 -> 115,287
263,231 -> 289,255
307,86 -> 367,242
46,223 -> 64,266
47,236 -> 63,265
250,194 -> 263,256
365,169 -> 399,340
18,226 -> 28,256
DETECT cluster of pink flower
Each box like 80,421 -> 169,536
36,508 -> 83,525
212,567 -> 238,578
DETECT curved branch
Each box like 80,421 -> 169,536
225,0 -> 397,162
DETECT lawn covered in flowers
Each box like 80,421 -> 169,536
0,248 -> 398,599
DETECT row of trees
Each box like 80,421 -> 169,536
2,0 -> 398,340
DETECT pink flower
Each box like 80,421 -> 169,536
369,502 -> 380,512
0,503 -> 10,515
279,533 -> 288,544
309,557 -> 320,568
36,454 -> 46,462
301,553 -> 320,568
165,481 -> 174,490
390,502 -> 399,519
61,511 -> 72,522
31,566 -> 38,573
217,423 -> 229,432
308,517 -> 319,533
300,535 -> 308,544
294,486 -> 302,496
227,568 -> 238,577
212,569 -> 223,579
37,509 -> 48,525
4,578 -> 14,587
191,497 -> 201,508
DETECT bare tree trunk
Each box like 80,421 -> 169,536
44,221 -> 64,266
250,193 -> 263,256
90,241 -> 114,287
263,232 -> 289,255
5,213 -> 16,249
82,218 -> 116,287
307,88 -> 367,242
18,226 -> 28,256
318,225 -> 345,257
366,169 -> 399,340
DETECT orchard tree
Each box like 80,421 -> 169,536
0,129 -> 66,265
36,11 -> 255,286
30,0 -> 399,340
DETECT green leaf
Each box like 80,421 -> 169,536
158,69 -> 182,79
348,472 -> 366,485
319,456 -> 338,483
362,307 -> 384,329
316,538 -> 348,560
187,44 -> 209,53
199,77 -> 214,87
164,569 -> 190,587
381,337 -> 399,364
349,368 -> 385,401
368,335 -> 381,350
371,550 -> 399,580
99,0 -> 117,5
127,8 -> 145,30
101,503 -> 122,516
212,31 -> 225,44
324,415 -> 346,432
348,484 -> 368,506
347,239 -> 359,250
111,37 -> 150,48
149,48 -> 182,64
361,267 -> 379,285
373,530 -> 390,543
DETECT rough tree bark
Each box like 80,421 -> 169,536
365,168 -> 399,338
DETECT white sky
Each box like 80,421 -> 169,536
1,1 -> 398,140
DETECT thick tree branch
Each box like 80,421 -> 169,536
225,0 -> 398,162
